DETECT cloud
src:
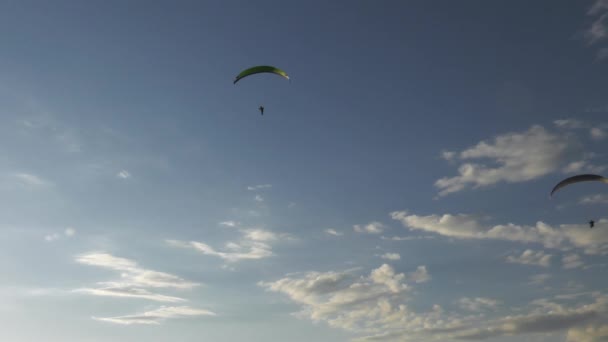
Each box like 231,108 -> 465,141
435,126 -> 575,196
13,173 -> 52,187
567,324 -> 608,342
506,249 -> 552,267
580,194 -> 608,205
247,184 -> 272,191
379,253 -> 400,261
259,264 -> 435,336
587,13 -> 608,44
554,119 -> 586,129
598,47 -> 608,60
562,254 -> 584,269
529,274 -> 551,286
167,228 -> 291,263
93,306 -> 215,325
45,227 -> 76,242
590,127 -> 607,140
325,229 -> 344,236
219,221 -> 239,227
74,287 -> 186,303
457,297 -> 501,312
116,170 -> 131,179
380,235 -> 435,241
75,253 -> 199,290
391,211 -> 608,255
254,194 -> 264,202
354,222 -> 386,234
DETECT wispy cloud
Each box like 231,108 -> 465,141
74,252 -> 198,305
391,211 -> 608,255
93,306 -> 215,325
435,125 -> 575,196
563,253 -> 585,269
254,194 -> 264,202
325,229 -> 344,236
457,297 -> 501,312
590,127 -> 607,140
354,222 -> 386,234
506,249 -> 552,267
247,184 -> 272,191
379,253 -> 400,261
580,193 -> 608,205
380,235 -> 435,241
116,170 -> 131,179
529,273 -> 552,286
45,227 -> 76,242
168,228 -> 291,262
13,173 -> 52,187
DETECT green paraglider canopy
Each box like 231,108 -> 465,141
233,65 -> 290,84
550,174 -> 608,197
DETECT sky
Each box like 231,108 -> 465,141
1,1 -> 608,341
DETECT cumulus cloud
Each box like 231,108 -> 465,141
354,222 -> 386,234
391,211 -> 608,255
457,297 -> 501,312
325,229 -> 344,236
93,306 -> 215,325
506,249 -> 552,267
259,264 -> 436,336
562,254 -> 585,269
247,184 -> 272,191
379,253 -> 400,261
167,228 -> 291,262
435,126 -> 575,196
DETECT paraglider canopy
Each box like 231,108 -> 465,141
550,174 -> 608,198
233,65 -> 290,84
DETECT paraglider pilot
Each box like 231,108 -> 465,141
259,106 -> 264,115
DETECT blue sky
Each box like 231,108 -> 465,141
1,1 -> 608,341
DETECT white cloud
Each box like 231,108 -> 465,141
116,170 -> 131,179
354,222 -> 386,234
93,306 -> 215,325
254,194 -> 264,202
562,254 -> 584,269
580,194 -> 608,205
325,229 -> 344,236
506,249 -> 552,267
74,287 -> 186,303
44,233 -> 60,242
590,127 -> 607,140
435,126 -> 574,196
13,173 -> 52,187
247,184 -> 272,191
529,274 -> 552,286
391,211 -> 608,255
380,235 -> 435,241
554,119 -> 585,129
219,221 -> 239,227
259,264 -> 436,336
457,297 -> 501,312
75,253 -> 199,290
587,13 -> 608,44
167,228 -> 291,263
44,227 -> 76,242
379,253 -> 400,261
